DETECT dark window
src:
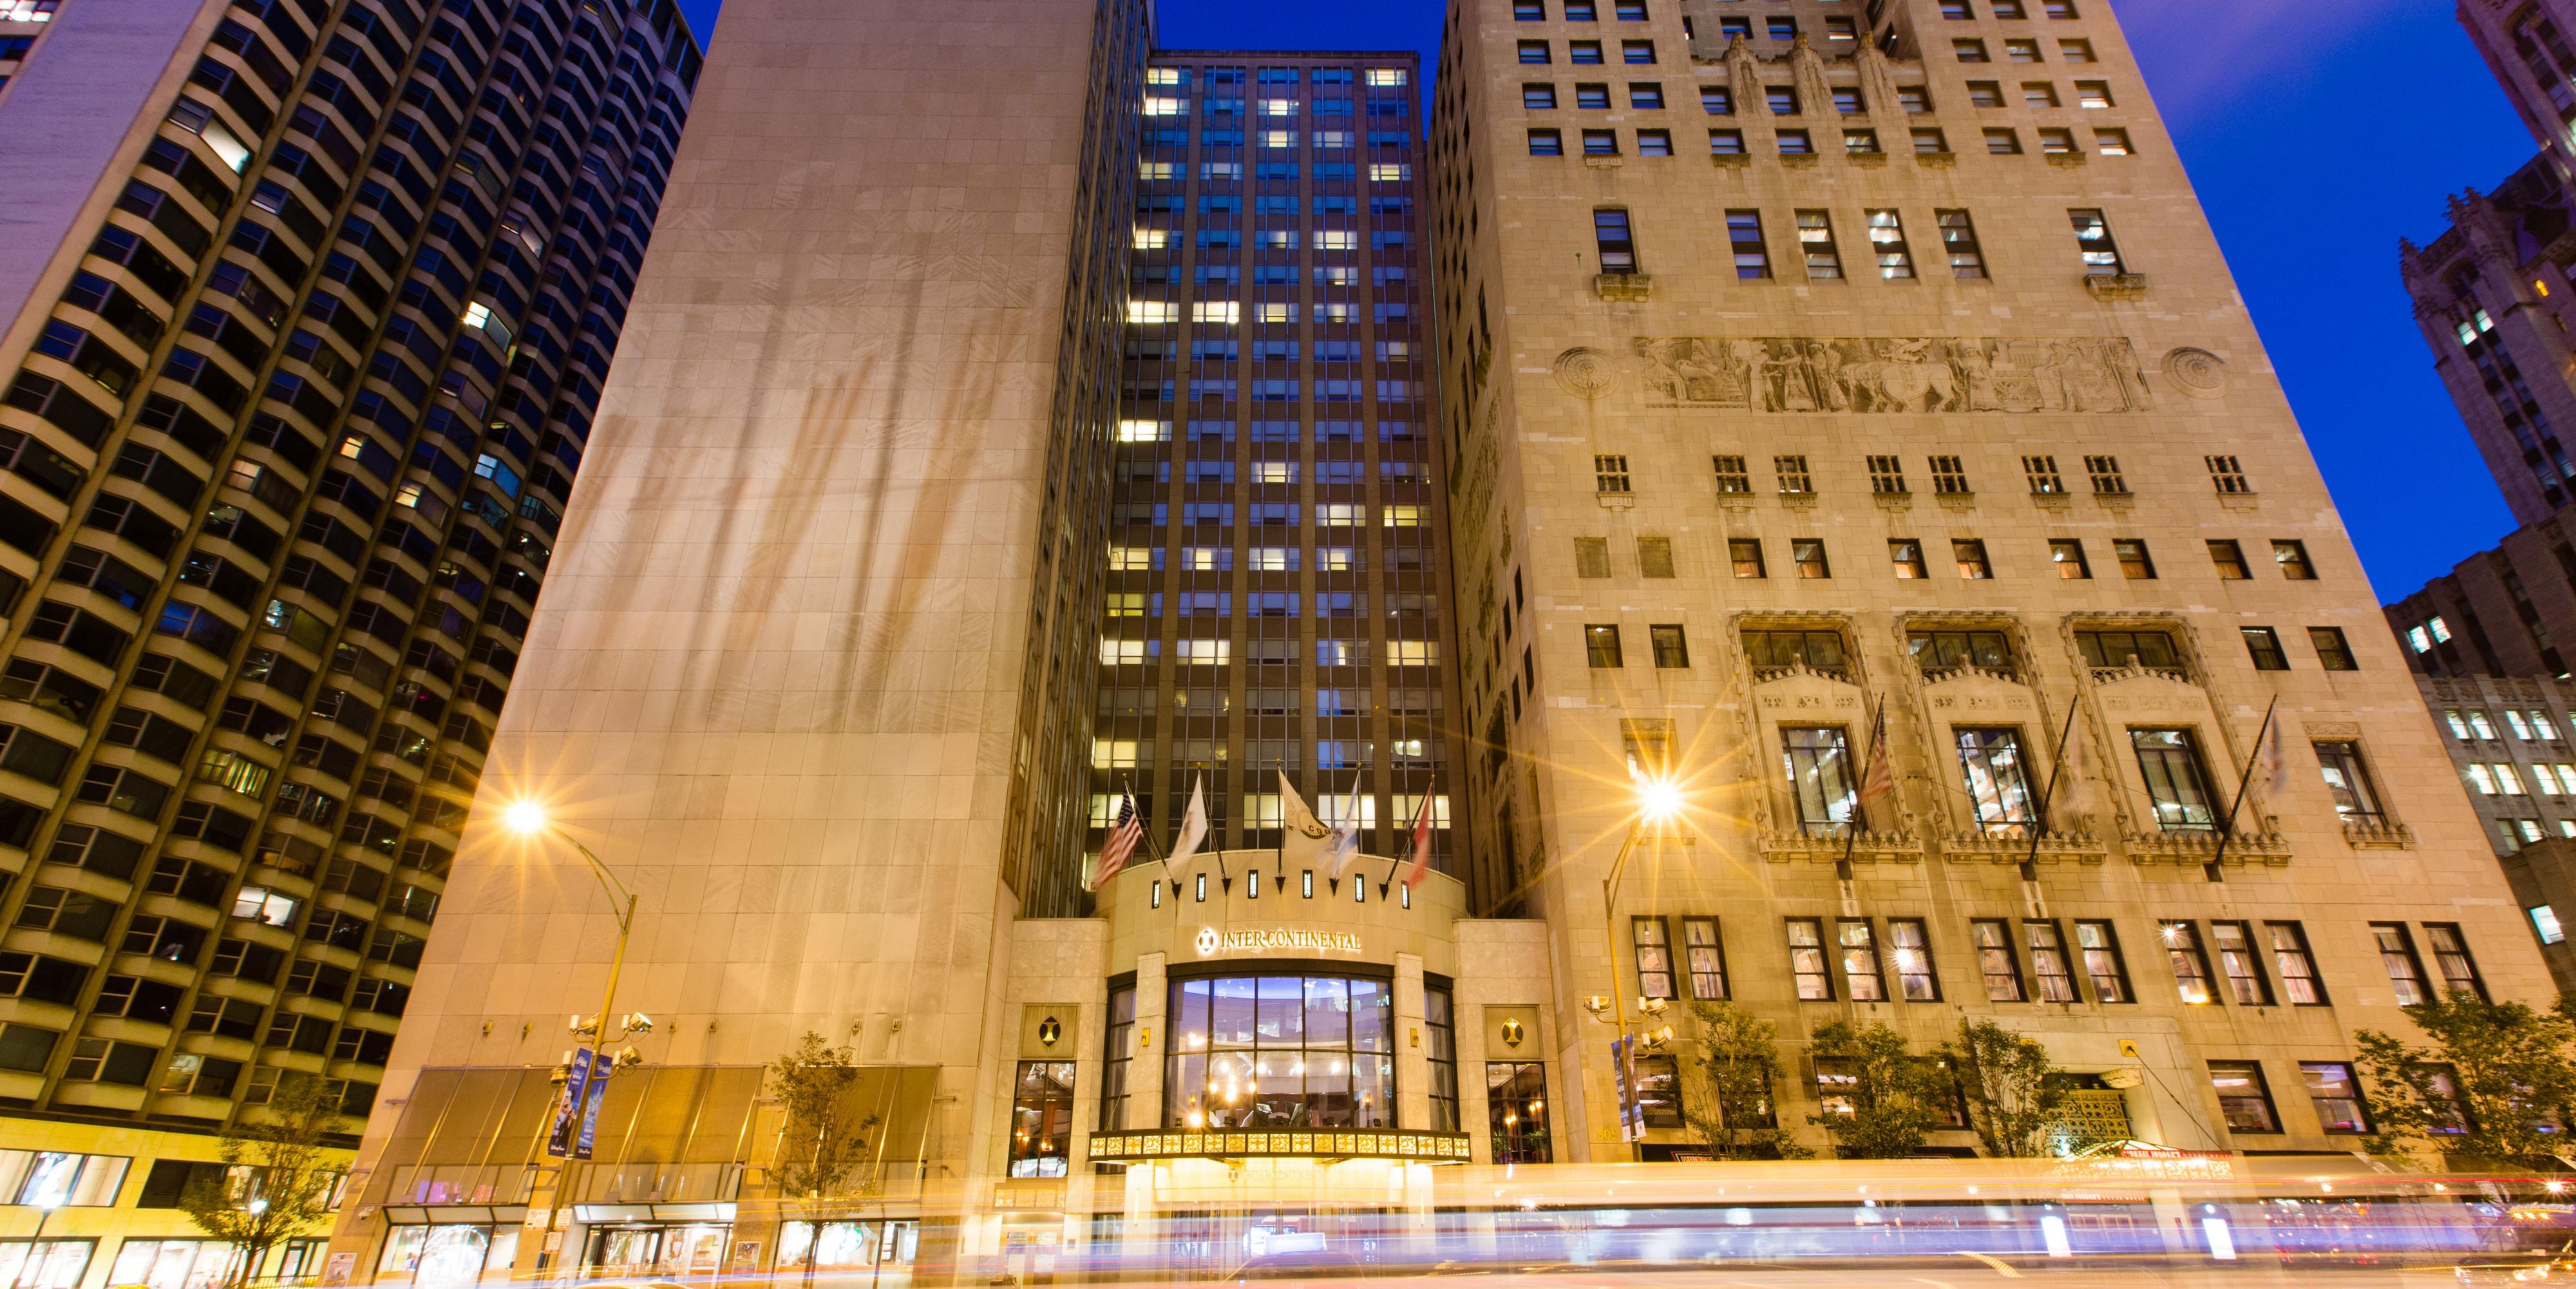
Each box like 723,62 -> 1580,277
1633,916 -> 1676,999
1649,624 -> 1689,668
1585,624 -> 1624,667
2242,627 -> 2290,671
2130,729 -> 2217,832
2309,627 -> 2358,671
1594,208 -> 1636,273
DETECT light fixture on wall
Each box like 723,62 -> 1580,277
1037,1016 -> 1063,1048
1501,1018 -> 1525,1049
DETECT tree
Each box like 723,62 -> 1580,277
2354,992 -> 2576,1169
768,1033 -> 882,1283
1807,1020 -> 1947,1160
1942,1018 -> 2070,1158
181,1075 -> 345,1289
1678,1002 -> 1811,1160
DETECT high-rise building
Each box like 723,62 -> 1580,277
0,0 -> 696,1281
1430,0 -> 2544,1163
1108,49 -> 1479,900
0,0 -> 62,93
321,0 -> 2555,1282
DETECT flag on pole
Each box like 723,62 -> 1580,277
1167,775 -> 1209,879
2255,707 -> 2293,799
1280,770 -> 1334,854
1855,704 -> 1895,812
1089,788 -> 1142,890
1400,792 -> 1437,890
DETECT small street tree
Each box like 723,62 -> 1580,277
180,1075 -> 345,1289
768,1033 -> 882,1283
2354,992 -> 2576,1169
1808,1020 -> 1947,1160
1942,1018 -> 2071,1159
1678,1002 -> 1811,1160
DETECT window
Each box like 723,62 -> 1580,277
1937,209 -> 1985,278
1866,210 -> 1915,278
1575,536 -> 1611,577
2077,629 -> 2181,670
1984,128 -> 2023,155
1701,84 -> 1735,115
2210,922 -> 2271,1005
2114,539 -> 2155,578
2300,1063 -> 2371,1134
1650,625 -> 1690,668
1637,129 -> 1673,155
2026,921 -> 2078,1002
2070,208 -> 2125,275
1781,727 -> 1857,833
1792,539 -> 1830,578
1595,454 -> 1631,493
1837,921 -> 1885,1001
1595,208 -> 1637,273
1913,127 -> 1951,153
1797,211 -> 1842,279
1571,39 -> 1604,62
1885,920 -> 1937,1001
1622,39 -> 1656,63
2051,539 -> 2091,578
1709,127 -> 1747,155
2313,741 -> 2384,825
2022,79 -> 2058,105
2373,923 -> 2429,1006
1953,539 -> 1993,579
1956,728 -> 2036,834
1745,629 -> 1849,674
2272,540 -> 2315,579
2038,128 -> 2079,155
2207,454 -> 2252,493
2268,922 -> 2326,1005
2536,905 -> 2566,946
2242,627 -> 2289,671
1633,917 -> 1676,999
2131,729 -> 2216,831
1636,1054 -> 1683,1127
1681,917 -> 1727,998
1730,539 -> 1766,578
1585,624 -> 1624,667
2075,78 -> 2113,108
1577,82 -> 1611,109
1955,38 -> 1991,61
1869,455 -> 1909,495
1528,128 -> 1565,155
1630,82 -> 1664,108
2425,924 -> 2485,1000
1969,81 -> 2005,108
1767,85 -> 1801,115
1520,40 -> 1552,62
1582,128 -> 1620,155
1833,86 -> 1866,115
2161,921 -> 2216,1005
2094,128 -> 2134,155
1786,919 -> 1833,1000
1525,83 -> 1558,109
1727,210 -> 1770,279
1714,455 -> 1752,493
1638,537 -> 1675,578
2024,455 -> 2065,494
2061,37 -> 2096,60
1009,1062 -> 1077,1177
1900,84 -> 1934,112
2007,39 -> 2043,62
1515,0 -> 1544,17
1162,973 -> 1400,1129
1911,630 -> 2012,673
1489,1062 -> 1552,1163
2208,540 -> 2251,579
1888,539 -> 1927,579
2075,921 -> 2130,1003
1973,920 -> 2025,1001
1844,128 -> 1881,153
2086,454 -> 2128,494
2209,1062 -> 2280,1133
2309,628 -> 2357,672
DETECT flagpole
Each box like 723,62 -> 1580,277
1836,698 -> 1882,881
1128,777 -> 1166,864
2022,703 -> 2082,881
2206,696 -> 2279,883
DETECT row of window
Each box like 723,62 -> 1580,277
1633,914 -> 2476,1009
1101,638 -> 1436,667
1127,300 -> 1414,324
1591,205 -> 2130,282
1146,66 -> 1408,88
1114,418 -> 1420,444
1107,544 -> 1430,573
1523,72 -> 2110,117
1579,616 -> 2356,676
2442,706 -> 2565,742
1537,122 -> 2133,161
1698,452 -> 2248,501
1515,37 -> 1662,65
1600,530 -> 2313,587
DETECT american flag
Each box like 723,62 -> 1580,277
1855,705 -> 1895,814
1092,788 -> 1142,890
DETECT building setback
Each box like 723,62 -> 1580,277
1107,50 -> 1483,902
1431,0 -> 2546,1162
0,0 -> 696,1281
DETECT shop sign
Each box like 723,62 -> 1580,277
1194,926 -> 1365,957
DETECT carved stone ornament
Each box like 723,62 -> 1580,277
1632,335 -> 2150,414
1553,346 -> 1619,399
2163,347 -> 2228,399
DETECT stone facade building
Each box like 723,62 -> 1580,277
0,0 -> 697,1285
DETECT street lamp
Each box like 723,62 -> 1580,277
9,1198 -> 61,1289
1592,774 -> 1685,1158
503,802 -> 643,1053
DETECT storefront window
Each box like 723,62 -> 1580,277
1166,973 -> 1395,1129
583,1223 -> 726,1278
377,1223 -> 516,1287
0,1241 -> 93,1289
108,1240 -> 243,1289
1009,1060 -> 1075,1177
1487,1062 -> 1550,1163
777,1221 -> 916,1272
1425,990 -> 1458,1132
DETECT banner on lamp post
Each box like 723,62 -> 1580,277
1610,1035 -> 1644,1144
547,1047 -> 614,1160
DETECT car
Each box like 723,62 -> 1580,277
2458,1254 -> 2576,1284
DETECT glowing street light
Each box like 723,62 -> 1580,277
502,801 -> 641,1052
1597,773 -> 1686,1159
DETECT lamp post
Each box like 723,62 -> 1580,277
1587,776 -> 1683,1160
9,1199 -> 60,1289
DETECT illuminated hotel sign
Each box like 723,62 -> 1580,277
1195,926 -> 1365,957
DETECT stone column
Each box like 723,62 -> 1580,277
1129,953 -> 1166,1133
1393,953 -> 1429,1131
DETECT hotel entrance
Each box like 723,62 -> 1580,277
576,1221 -> 728,1279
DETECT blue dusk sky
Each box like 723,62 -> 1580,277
672,0 -> 2535,603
